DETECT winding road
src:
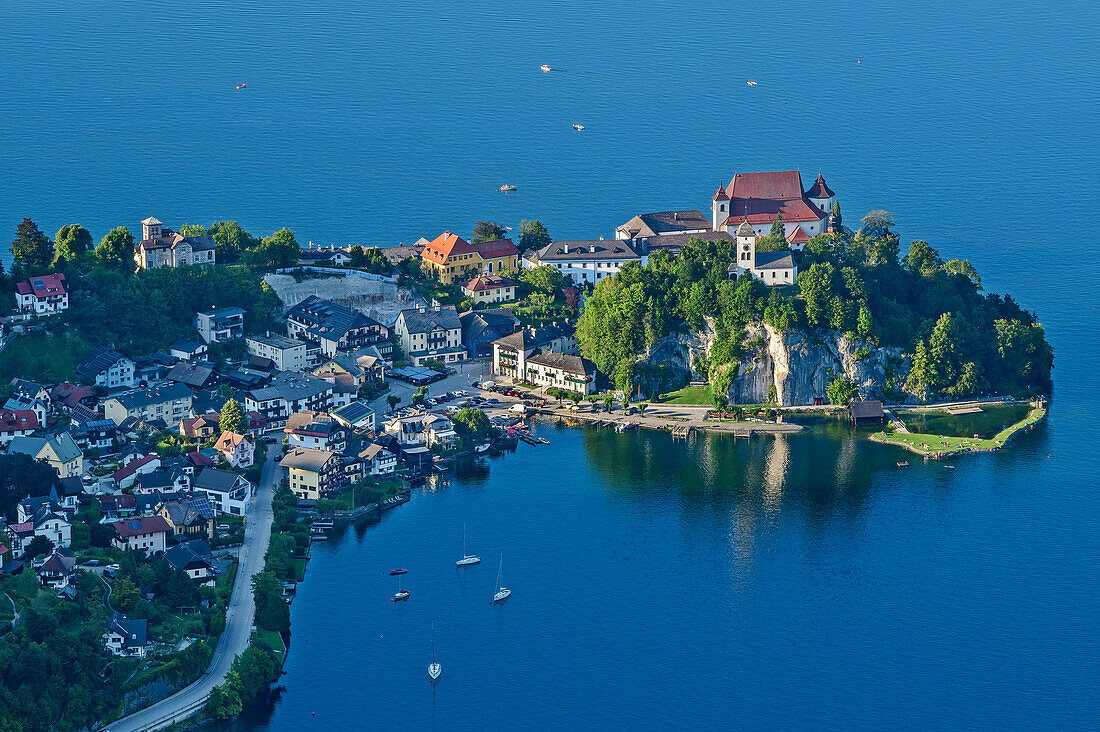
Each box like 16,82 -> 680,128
107,443 -> 280,732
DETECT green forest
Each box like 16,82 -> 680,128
576,211 -> 1052,401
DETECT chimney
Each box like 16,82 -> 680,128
562,243 -> 569,254
673,212 -> 679,221
599,235 -> 604,240
589,245 -> 596,253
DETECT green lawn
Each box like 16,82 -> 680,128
252,628 -> 286,657
660,385 -> 712,405
0,331 -> 93,383
288,558 -> 306,582
876,407 -> 1046,455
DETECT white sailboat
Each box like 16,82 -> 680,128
456,524 -> 481,566
492,555 -> 511,603
428,622 -> 441,681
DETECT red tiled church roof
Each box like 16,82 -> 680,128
805,173 -> 835,199
720,170 -> 827,227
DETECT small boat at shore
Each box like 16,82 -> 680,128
897,461 -> 909,467
474,442 -> 490,453
499,184 -> 517,192
540,64 -> 552,72
389,568 -> 409,575
572,123 -> 585,131
617,422 -> 637,432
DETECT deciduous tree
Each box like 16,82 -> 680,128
96,226 -> 135,270
220,398 -> 246,434
472,221 -> 506,243
518,219 -> 551,252
55,224 -> 93,264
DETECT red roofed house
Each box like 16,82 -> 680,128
420,231 -> 519,284
111,516 -> 171,553
0,409 -> 38,444
460,274 -> 519,305
15,273 -> 68,315
213,431 -> 254,468
711,171 -> 836,246
50,382 -> 97,411
111,454 -> 161,490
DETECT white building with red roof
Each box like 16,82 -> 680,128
727,222 -> 798,286
111,516 -> 171,553
0,409 -> 38,444
14,273 -> 68,315
711,171 -> 836,246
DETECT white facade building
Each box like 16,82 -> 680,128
523,240 -> 646,285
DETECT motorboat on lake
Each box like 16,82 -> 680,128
572,123 -> 585,131
541,64 -> 552,72
499,184 -> 517,192
236,83 -> 247,89
389,568 -> 408,575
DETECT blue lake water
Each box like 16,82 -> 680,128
3,0 -> 1098,728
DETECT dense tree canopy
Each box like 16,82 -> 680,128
11,218 -> 53,271
518,219 -> 551,252
95,226 -> 135,271
54,224 -> 93,265
472,221 -> 506,243
576,212 -> 1052,401
219,398 -> 246,434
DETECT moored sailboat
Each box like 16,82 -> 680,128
456,524 -> 481,566
492,555 -> 511,603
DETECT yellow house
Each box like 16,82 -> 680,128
420,231 -> 519,285
8,433 -> 84,478
280,447 -> 344,501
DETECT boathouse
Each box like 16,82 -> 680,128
849,400 -> 885,426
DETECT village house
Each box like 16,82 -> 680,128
460,274 -> 519,305
179,413 -> 221,440
285,295 -> 392,360
213,430 -> 254,468
193,468 -> 253,516
523,239 -> 645,285
194,306 -> 245,344
4,393 -> 47,427
0,409 -> 38,444
310,349 -> 386,389
11,379 -> 50,406
70,419 -> 119,453
104,613 -> 152,658
134,216 -> 217,270
280,447 -> 345,501
383,412 -> 457,451
243,371 -> 334,428
726,221 -> 799,286
17,493 -> 66,523
76,346 -> 135,389
351,441 -> 398,476
158,501 -> 215,540
246,333 -> 310,372
14,273 -> 68,315
6,506 -> 72,558
166,362 -> 216,391
284,411 -> 348,452
459,308 -> 519,359
36,548 -> 78,588
168,339 -> 208,362
420,231 -> 520,285
111,454 -> 161,491
711,171 -> 836,244
135,466 -> 192,495
104,382 -> 194,427
393,305 -> 466,366
523,351 -> 598,395
492,322 -> 579,381
99,493 -> 138,520
164,540 -> 216,585
50,382 -> 96,411
111,516 -> 171,553
615,210 -> 712,241
8,433 -> 84,478
330,400 -> 377,433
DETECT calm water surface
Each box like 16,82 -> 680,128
3,0 -> 1098,728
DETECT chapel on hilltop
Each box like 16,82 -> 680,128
711,170 -> 836,247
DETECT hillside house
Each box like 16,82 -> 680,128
14,273 -> 68,315
135,217 -> 217,270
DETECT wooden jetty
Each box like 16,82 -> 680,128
670,425 -> 695,440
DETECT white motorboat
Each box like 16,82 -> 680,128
492,555 -> 511,603
456,524 -> 481,566
428,623 -> 442,681
572,123 -> 585,131
499,184 -> 517,192
540,64 -> 552,72
474,442 -> 490,453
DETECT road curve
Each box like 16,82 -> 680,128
107,443 -> 281,732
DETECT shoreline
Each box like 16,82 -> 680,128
869,406 -> 1047,458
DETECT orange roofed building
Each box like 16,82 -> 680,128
420,231 -> 519,285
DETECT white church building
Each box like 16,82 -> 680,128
711,170 -> 836,248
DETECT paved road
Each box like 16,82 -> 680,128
108,444 -> 280,732
366,359 -> 492,417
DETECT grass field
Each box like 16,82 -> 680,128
252,628 -> 286,657
660,385 -> 712,405
0,331 -> 93,383
875,407 -> 1046,456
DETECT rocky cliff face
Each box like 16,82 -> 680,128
639,320 -> 906,406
